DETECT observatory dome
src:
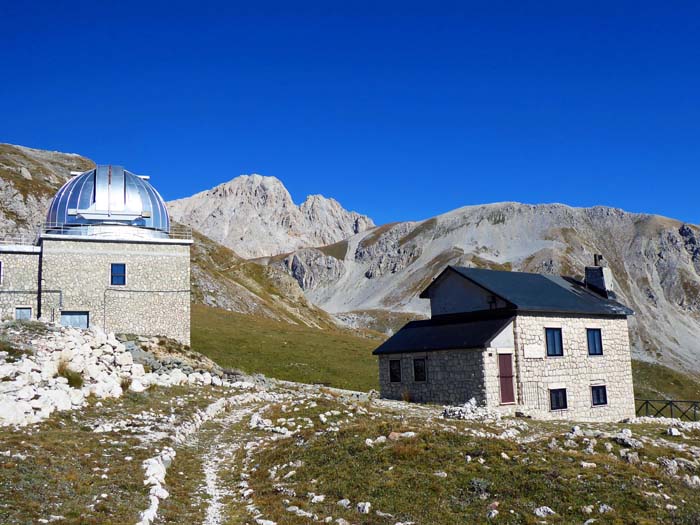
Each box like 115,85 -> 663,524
46,165 -> 170,238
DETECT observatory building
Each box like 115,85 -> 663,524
0,165 -> 192,344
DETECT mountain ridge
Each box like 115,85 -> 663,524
168,173 -> 375,258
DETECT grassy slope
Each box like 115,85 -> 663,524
192,304 -> 380,391
193,305 -> 700,402
633,360 -> 700,400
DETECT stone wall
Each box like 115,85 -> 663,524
513,313 -> 635,422
39,238 -> 191,344
0,248 -> 40,321
378,350 -> 486,405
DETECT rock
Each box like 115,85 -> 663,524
434,471 -> 447,478
581,505 -> 594,514
625,452 -> 640,465
658,457 -> 679,477
684,475 -> 700,489
45,389 -> 72,411
337,499 -> 351,508
131,364 -> 146,378
388,431 -> 417,441
534,506 -> 555,518
0,363 -> 17,380
130,379 -> 148,393
598,504 -> 614,513
667,427 -> 682,437
357,502 -> 371,514
0,399 -> 30,425
580,461 -> 597,469
115,352 -> 133,367
613,429 -> 643,449
487,509 -> 499,519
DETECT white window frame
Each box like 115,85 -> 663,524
110,263 -> 127,287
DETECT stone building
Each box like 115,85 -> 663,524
0,165 -> 192,344
374,261 -> 636,422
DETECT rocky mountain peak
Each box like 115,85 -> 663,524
168,174 -> 375,258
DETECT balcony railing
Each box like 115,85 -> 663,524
38,222 -> 192,241
0,233 -> 37,246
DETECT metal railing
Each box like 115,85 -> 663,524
37,222 -> 192,240
635,399 -> 700,421
0,234 -> 37,246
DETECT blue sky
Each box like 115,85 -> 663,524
2,2 -> 699,225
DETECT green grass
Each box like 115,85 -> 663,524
246,396 -> 700,525
633,360 -> 700,402
192,304 -> 380,391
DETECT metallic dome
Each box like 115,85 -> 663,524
46,165 -> 170,238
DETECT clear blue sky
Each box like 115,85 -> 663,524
2,2 -> 699,225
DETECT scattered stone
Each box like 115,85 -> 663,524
357,502 -> 371,514
534,506 -> 555,518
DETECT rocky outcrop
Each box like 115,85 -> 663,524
168,174 -> 374,258
0,321 -> 248,427
0,144 -> 94,238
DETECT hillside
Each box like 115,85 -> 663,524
269,203 -> 700,373
168,174 -> 375,258
0,144 -> 94,238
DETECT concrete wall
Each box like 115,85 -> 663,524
513,313 -> 635,422
39,238 -> 191,344
427,272 -> 508,316
378,350 -> 486,405
0,248 -> 40,321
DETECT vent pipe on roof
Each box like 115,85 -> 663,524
585,254 -> 615,298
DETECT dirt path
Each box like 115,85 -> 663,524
199,405 -> 257,525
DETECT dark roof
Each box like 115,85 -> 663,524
372,312 -> 514,355
421,266 -> 634,317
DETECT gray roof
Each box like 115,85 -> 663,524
46,165 -> 170,234
373,314 -> 513,355
422,266 -> 633,317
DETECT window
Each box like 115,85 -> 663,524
545,328 -> 563,357
587,329 -> 603,355
592,385 -> 608,406
549,388 -> 568,410
389,360 -> 402,383
110,263 -> 126,286
15,307 -> 31,320
60,311 -> 89,329
413,358 -> 427,382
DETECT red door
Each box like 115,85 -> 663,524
498,354 -> 515,404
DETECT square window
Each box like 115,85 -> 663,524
592,385 -> 608,406
549,388 -> 568,410
587,329 -> 603,355
545,328 -> 563,357
389,360 -> 402,383
110,263 -> 126,286
413,358 -> 427,382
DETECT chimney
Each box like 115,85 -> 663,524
585,254 -> 615,298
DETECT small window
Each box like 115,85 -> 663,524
587,329 -> 603,355
549,388 -> 568,410
592,385 -> 608,406
389,360 -> 402,383
60,311 -> 89,329
545,328 -> 563,357
15,307 -> 31,320
110,263 -> 126,286
413,358 -> 427,382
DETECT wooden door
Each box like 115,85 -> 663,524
498,353 -> 515,404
